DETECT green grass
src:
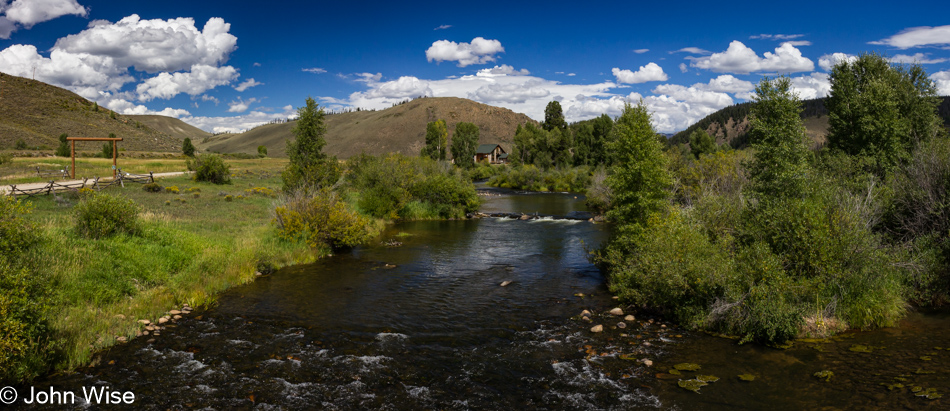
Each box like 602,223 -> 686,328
13,163 -> 314,377
0,156 -> 288,184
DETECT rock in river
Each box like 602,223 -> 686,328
609,307 -> 624,316
591,324 -> 604,333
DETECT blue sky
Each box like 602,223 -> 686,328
1,0 -> 949,134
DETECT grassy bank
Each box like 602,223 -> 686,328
0,155 -> 286,185
1,159 -> 313,383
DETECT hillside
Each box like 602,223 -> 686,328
671,96 -> 950,148
199,97 -> 536,158
128,114 -> 211,143
0,73 -> 184,152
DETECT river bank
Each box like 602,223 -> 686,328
4,167 -> 317,383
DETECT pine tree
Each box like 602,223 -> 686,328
182,138 -> 196,157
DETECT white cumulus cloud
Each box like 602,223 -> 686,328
933,71 -> 950,96
691,40 -> 814,74
425,37 -> 504,67
234,78 -> 262,92
0,44 -> 132,99
871,25 -> 950,49
53,15 -> 237,73
135,64 -> 238,101
612,63 -> 668,84
818,53 -> 857,71
789,72 -> 831,100
470,80 -> 550,103
227,97 -> 258,113
362,76 -> 432,99
652,84 -> 733,111
302,67 -> 326,74
475,64 -> 530,77
105,98 -> 191,117
0,0 -> 87,38
693,74 -> 755,94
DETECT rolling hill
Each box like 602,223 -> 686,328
127,114 -> 211,143
0,73 -> 186,152
199,97 -> 536,158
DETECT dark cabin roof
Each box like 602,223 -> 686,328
476,144 -> 504,154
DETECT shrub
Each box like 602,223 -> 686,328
281,158 -> 341,191
142,182 -> 163,192
0,260 -> 58,384
585,168 -> 611,214
165,186 -> 180,194
274,188 -> 379,251
468,160 -> 500,181
603,210 -> 737,330
346,154 -> 480,219
0,196 -> 37,255
15,139 -> 28,150
73,193 -> 141,239
0,198 -> 57,383
189,154 -> 231,185
245,187 -> 277,198
0,152 -> 12,166
257,145 -> 267,158
487,165 -> 592,192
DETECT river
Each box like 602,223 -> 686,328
18,187 -> 949,409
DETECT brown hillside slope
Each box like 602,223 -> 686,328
0,73 -> 183,152
128,114 -> 211,143
200,97 -> 536,158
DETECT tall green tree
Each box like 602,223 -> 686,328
511,122 -> 571,169
54,133 -> 70,157
606,101 -> 671,232
422,119 -> 447,161
826,53 -> 942,175
283,97 -> 339,190
571,123 -> 594,166
182,137 -> 195,157
451,122 -> 479,168
288,97 -> 328,166
543,100 -> 567,131
747,76 -> 811,200
591,114 -> 614,165
689,129 -> 715,159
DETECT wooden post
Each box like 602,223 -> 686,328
112,141 -> 117,178
70,140 -> 75,178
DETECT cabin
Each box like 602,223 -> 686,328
475,144 -> 507,164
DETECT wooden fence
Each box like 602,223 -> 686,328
5,169 -> 155,198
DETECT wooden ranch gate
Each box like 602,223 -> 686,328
66,137 -> 123,178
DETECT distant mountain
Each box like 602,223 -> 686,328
670,96 -> 950,149
0,73 -> 184,152
199,97 -> 536,158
